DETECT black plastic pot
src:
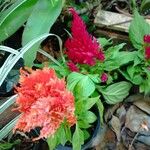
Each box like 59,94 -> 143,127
55,108 -> 101,150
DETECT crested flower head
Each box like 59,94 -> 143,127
65,8 -> 105,66
144,35 -> 150,60
14,68 -> 76,140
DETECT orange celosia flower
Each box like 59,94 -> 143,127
14,68 -> 76,140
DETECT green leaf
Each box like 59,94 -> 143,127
140,69 -> 150,94
127,65 -> 143,84
103,60 -> 121,71
75,76 -> 95,98
22,0 -> 63,45
75,97 -> 99,115
105,43 -> 126,59
83,130 -> 90,141
133,53 -> 143,66
72,124 -> 84,150
84,96 -> 99,110
64,125 -> 72,142
97,37 -> 112,48
96,99 -> 104,124
78,111 -> 97,124
100,81 -> 132,104
67,73 -> 95,98
85,111 -> 97,123
129,10 -> 150,49
47,135 -> 58,150
0,140 -> 20,150
119,66 -> 143,85
127,65 -> 135,79
78,120 -> 91,129
103,44 -> 135,71
88,74 -> 100,83
132,74 -> 143,85
117,51 -> 136,65
22,0 -> 63,66
0,0 -> 38,42
57,124 -> 67,146
67,72 -> 84,91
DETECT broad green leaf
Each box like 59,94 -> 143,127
78,120 -> 91,129
67,72 -> 84,91
0,0 -> 38,42
47,134 -> 58,150
127,65 -> 135,79
75,76 -> 95,98
88,74 -> 100,83
72,124 -> 84,150
119,66 -> 143,85
104,51 -> 136,71
78,111 -> 97,124
75,97 -> 99,115
133,53 -> 143,66
84,111 -> 97,123
100,81 -> 132,104
103,60 -> 121,71
64,125 -> 72,142
105,43 -> 126,59
75,99 -> 85,114
132,75 -> 143,85
129,10 -> 150,49
119,69 -> 132,82
117,51 -> 136,65
22,0 -> 63,66
83,130 -> 90,141
57,125 -> 67,146
22,0 -> 63,45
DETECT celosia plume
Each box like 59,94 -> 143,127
145,47 -> 150,60
67,62 -> 79,72
144,35 -> 150,60
65,8 -> 105,67
14,68 -> 76,140
144,35 -> 150,43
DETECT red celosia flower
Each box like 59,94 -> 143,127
144,35 -> 150,60
144,35 -> 150,43
101,73 -> 108,83
65,8 -> 105,66
67,62 -> 79,72
14,68 -> 76,140
145,47 -> 150,60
